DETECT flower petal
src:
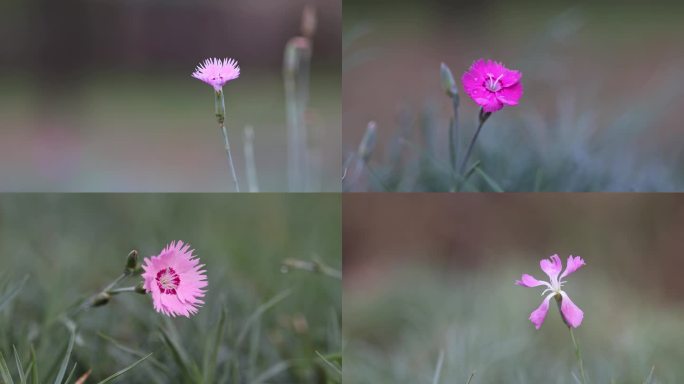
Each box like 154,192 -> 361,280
496,82 -> 523,106
539,254 -> 563,282
529,294 -> 554,330
515,274 -> 550,288
560,292 -> 584,328
560,255 -> 586,279
500,68 -> 522,87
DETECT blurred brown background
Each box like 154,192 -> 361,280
0,0 -> 341,191
343,193 -> 684,300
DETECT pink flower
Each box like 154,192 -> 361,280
516,255 -> 585,329
141,241 -> 208,317
461,59 -> 523,113
192,58 -> 240,92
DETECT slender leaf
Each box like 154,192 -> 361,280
12,346 -> 25,384
53,326 -> 76,384
0,352 -> 15,384
95,353 -> 152,384
236,289 -> 291,348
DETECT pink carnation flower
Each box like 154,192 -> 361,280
461,59 -> 523,113
141,241 -> 208,317
192,58 -> 240,91
516,254 -> 585,329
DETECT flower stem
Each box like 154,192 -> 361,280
215,89 -> 240,192
108,286 -> 138,294
569,327 -> 588,384
459,109 -> 491,175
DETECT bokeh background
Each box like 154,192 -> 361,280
343,193 -> 684,382
343,0 -> 684,191
0,0 -> 341,191
0,194 -> 341,382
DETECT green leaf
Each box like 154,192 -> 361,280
0,275 -> 29,312
29,346 -> 38,384
95,353 -> 153,384
0,351 -> 16,384
431,350 -> 444,384
12,346 -> 25,384
202,308 -> 227,384
63,363 -> 77,384
236,289 -> 291,348
251,361 -> 290,384
474,166 -> 504,192
53,325 -> 75,384
159,327 -> 201,382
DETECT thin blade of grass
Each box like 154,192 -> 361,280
96,332 -> 166,372
13,346 -> 25,384
643,365 -> 655,384
431,349 -> 444,384
251,361 -> 291,384
53,326 -> 75,384
466,371 -> 476,384
315,351 -> 341,376
0,351 -> 15,384
159,327 -> 202,382
236,289 -> 292,348
29,346 -> 38,384
95,352 -> 153,384
0,275 -> 29,312
22,362 -> 33,384
202,308 -> 227,383
63,363 -> 77,384
474,166 -> 504,192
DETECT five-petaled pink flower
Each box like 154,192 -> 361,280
142,241 -> 208,317
461,59 -> 523,113
192,58 -> 240,92
516,254 -> 585,329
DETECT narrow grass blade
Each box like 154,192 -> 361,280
251,361 -> 291,384
643,366 -> 655,384
0,275 -> 29,312
466,371 -> 476,384
315,351 -> 341,376
95,353 -> 152,384
53,326 -> 76,384
0,351 -> 15,384
202,308 -> 227,383
63,363 -> 77,384
160,327 -> 201,382
431,349 -> 445,384
13,346 -> 25,384
474,166 -> 504,192
236,289 -> 292,348
97,332 -> 166,372
29,346 -> 38,384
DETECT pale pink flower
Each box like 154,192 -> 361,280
192,58 -> 240,91
141,241 -> 208,317
461,59 -> 523,113
516,254 -> 585,329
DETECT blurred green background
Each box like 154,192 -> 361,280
343,193 -> 684,382
343,0 -> 684,191
0,0 -> 341,191
0,194 -> 341,382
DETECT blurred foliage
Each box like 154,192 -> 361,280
0,194 -> 341,383
344,264 -> 684,383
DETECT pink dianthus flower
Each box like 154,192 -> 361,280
516,254 -> 585,329
461,59 -> 523,113
141,241 -> 208,317
192,58 -> 240,92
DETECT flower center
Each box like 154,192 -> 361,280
485,73 -> 503,92
156,267 -> 180,294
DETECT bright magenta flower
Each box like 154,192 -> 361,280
516,255 -> 585,329
461,59 -> 523,113
141,241 -> 208,317
192,58 -> 240,91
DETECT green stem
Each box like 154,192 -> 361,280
569,327 -> 588,384
108,286 -> 138,294
459,109 -> 491,175
215,89 -> 240,192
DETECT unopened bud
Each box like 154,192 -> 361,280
92,292 -> 111,307
135,282 -> 147,294
125,250 -> 138,274
357,121 -> 377,163
301,5 -> 317,39
440,62 -> 458,98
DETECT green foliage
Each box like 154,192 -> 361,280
0,195 -> 341,383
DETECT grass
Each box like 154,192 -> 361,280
344,263 -> 684,383
0,194 -> 341,383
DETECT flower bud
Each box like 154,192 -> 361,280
92,292 -> 111,307
125,250 -> 138,275
440,62 -> 458,98
135,282 -> 147,295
